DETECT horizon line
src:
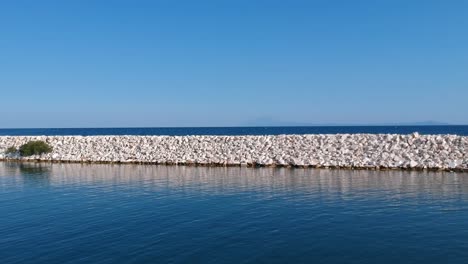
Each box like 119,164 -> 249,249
1,124 -> 467,130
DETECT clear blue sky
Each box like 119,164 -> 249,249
1,0 -> 467,128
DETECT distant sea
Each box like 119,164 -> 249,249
0,126 -> 467,136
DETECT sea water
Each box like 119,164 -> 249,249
1,163 -> 467,263
0,125 -> 467,136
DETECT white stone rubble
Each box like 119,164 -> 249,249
0,133 -> 466,171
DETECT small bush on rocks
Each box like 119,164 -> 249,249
19,141 -> 53,157
5,146 -> 18,154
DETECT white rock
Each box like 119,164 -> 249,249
409,160 -> 418,168
0,134 -> 465,171
448,160 -> 458,169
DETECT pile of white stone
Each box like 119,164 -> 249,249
0,133 -> 466,171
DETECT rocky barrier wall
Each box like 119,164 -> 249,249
0,134 -> 466,171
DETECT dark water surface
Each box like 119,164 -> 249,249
0,125 -> 467,136
1,163 -> 468,264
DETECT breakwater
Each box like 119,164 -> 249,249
0,134 -> 466,171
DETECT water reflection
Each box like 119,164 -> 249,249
1,162 -> 52,186
1,162 -> 468,264
1,162 -> 467,198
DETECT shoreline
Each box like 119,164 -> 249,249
1,159 -> 467,173
1,134 -> 466,172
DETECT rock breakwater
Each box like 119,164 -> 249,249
0,134 -> 466,171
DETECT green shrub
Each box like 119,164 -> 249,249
5,146 -> 18,154
19,141 -> 53,157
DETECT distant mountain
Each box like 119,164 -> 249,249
241,119 -> 452,127
384,121 -> 452,126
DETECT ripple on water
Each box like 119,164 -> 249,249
0,162 -> 468,264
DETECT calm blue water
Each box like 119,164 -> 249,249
1,163 -> 467,263
0,125 -> 467,136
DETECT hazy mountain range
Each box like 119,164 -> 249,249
241,118 -> 453,127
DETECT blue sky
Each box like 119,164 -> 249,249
1,0 -> 467,128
